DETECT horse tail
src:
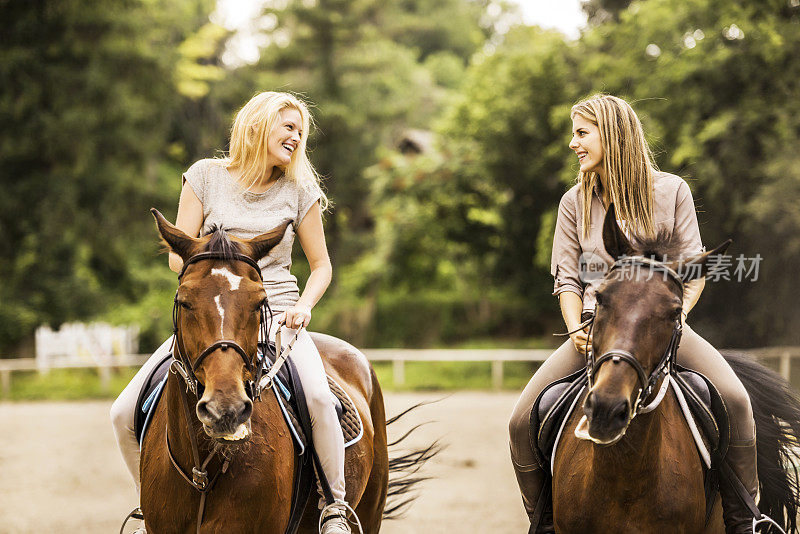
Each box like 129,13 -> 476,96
724,351 -> 800,533
382,401 -> 443,520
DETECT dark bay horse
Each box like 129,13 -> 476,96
139,210 -> 395,533
552,206 -> 800,533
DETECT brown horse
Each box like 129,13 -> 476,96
139,210 -> 392,533
552,206 -> 800,533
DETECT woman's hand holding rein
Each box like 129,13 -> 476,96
278,303 -> 312,329
559,291 -> 592,356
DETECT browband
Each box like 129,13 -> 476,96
178,252 -> 263,282
608,256 -> 684,294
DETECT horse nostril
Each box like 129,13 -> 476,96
612,401 -> 630,424
584,391 -> 595,416
196,399 -> 220,421
240,398 -> 253,421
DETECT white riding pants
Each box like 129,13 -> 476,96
109,321 -> 347,505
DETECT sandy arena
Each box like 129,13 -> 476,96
0,392 -> 528,533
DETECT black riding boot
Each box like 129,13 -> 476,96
719,438 -> 759,534
511,459 -> 554,534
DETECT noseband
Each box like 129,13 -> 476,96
170,251 -> 272,400
585,256 -> 684,418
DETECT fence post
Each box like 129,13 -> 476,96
393,359 -> 405,387
780,351 -> 791,382
491,360 -> 504,391
1,370 -> 10,399
99,363 -> 111,394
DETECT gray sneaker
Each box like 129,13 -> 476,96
319,501 -> 352,534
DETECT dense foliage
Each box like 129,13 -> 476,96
2,0 -> 798,353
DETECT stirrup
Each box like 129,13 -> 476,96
119,506 -> 145,534
319,500 -> 363,534
753,515 -> 787,534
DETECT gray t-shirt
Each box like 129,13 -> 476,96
182,158 -> 321,312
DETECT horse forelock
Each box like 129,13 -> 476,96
203,224 -> 243,259
634,229 -> 687,262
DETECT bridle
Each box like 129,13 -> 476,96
581,256 -> 685,420
170,251 -> 272,400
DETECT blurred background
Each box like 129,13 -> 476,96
2,0 -> 800,359
1,0 -> 800,531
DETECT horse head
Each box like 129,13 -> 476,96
151,208 -> 290,443
579,204 -> 730,445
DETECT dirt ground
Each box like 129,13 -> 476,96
0,392 -> 528,533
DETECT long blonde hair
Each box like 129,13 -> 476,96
571,94 -> 656,239
223,91 -> 328,210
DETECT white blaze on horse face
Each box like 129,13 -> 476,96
211,268 -> 242,336
214,295 -> 224,336
211,267 -> 242,291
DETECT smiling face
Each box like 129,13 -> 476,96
267,107 -> 303,168
569,114 -> 604,175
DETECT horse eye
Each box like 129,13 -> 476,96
179,301 -> 193,311
595,292 -> 604,306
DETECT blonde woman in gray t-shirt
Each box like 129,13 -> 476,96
110,92 -> 354,534
508,95 -> 758,534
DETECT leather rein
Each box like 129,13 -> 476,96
566,256 -> 685,421
164,251 -> 301,533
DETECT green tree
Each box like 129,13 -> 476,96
575,0 -> 800,345
0,0 -> 214,353
582,0 -> 635,24
441,26 -> 581,301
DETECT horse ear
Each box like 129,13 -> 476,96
668,239 -> 733,282
245,221 -> 292,262
151,208 -> 198,260
602,203 -> 636,259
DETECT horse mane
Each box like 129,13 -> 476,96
203,224 -> 243,259
634,228 -> 689,262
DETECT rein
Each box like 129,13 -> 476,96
166,250 -> 299,533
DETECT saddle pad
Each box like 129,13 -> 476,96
134,352 -> 173,445
276,375 -> 364,454
531,368 -> 728,474
673,366 -> 730,462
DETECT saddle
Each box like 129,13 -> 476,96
530,365 -> 731,520
133,342 -> 364,534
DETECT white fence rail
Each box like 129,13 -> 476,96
1,347 -> 799,397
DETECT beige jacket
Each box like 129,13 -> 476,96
551,171 -> 703,313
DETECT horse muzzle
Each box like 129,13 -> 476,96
196,395 -> 254,443
575,391 -> 631,446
